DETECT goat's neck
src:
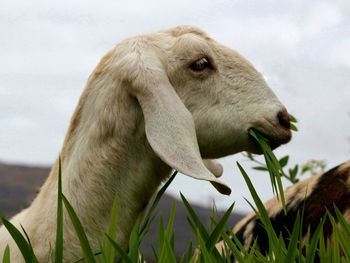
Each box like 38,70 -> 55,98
30,82 -> 172,253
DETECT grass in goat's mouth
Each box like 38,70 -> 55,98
248,128 -> 287,212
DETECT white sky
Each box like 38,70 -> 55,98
0,0 -> 349,212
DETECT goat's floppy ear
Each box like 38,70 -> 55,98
129,53 -> 231,195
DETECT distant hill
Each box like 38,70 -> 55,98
0,161 -> 244,257
0,162 -> 48,216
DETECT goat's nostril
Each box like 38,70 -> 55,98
277,110 -> 291,129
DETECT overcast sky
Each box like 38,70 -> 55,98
0,0 -> 349,212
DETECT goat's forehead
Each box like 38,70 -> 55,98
164,30 -> 258,72
170,34 -> 213,58
118,27 -> 260,76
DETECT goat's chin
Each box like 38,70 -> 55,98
246,130 -> 292,154
244,143 -> 265,154
199,147 -> 239,159
200,142 -> 252,159
245,144 -> 278,155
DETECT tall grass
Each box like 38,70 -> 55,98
1,129 -> 350,262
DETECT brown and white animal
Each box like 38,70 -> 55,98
215,160 -> 350,258
0,25 -> 292,262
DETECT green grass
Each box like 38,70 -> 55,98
249,129 -> 287,211
1,127 -> 350,262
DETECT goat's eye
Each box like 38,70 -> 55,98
190,57 -> 211,71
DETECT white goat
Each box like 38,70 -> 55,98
0,25 -> 291,262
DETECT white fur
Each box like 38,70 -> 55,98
0,25 -> 291,262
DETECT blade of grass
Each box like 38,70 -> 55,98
139,171 -> 177,240
158,205 -> 177,263
290,123 -> 298,132
62,195 -> 96,263
158,216 -> 165,258
226,227 -> 247,254
165,203 -> 176,250
276,234 -> 287,260
20,225 -> 33,249
181,241 -> 193,263
284,211 -> 301,263
279,156 -> 289,168
318,227 -> 326,263
105,235 -> 132,263
253,166 -> 269,171
246,239 -> 259,263
238,162 -> 280,251
331,229 -> 340,263
266,152 -> 286,210
124,171 -> 177,261
289,114 -> 298,123
328,211 -> 350,260
334,205 -> 350,237
265,147 -> 286,203
151,245 -> 158,263
206,203 -> 234,252
249,129 -> 286,212
305,215 -> 326,263
0,217 -> 38,263
159,237 -> 177,263
325,239 -> 333,263
55,156 -> 63,263
196,228 -> 214,263
221,231 -> 245,263
101,192 -> 119,263
265,156 -> 280,195
128,215 -> 143,262
2,246 -> 10,263
180,193 -> 209,240
185,215 -> 202,244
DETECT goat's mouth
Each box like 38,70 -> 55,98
247,127 -> 292,153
